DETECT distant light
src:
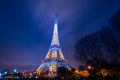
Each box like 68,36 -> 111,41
0,73 -> 2,77
13,69 -> 17,73
88,65 -> 92,69
4,71 -> 7,74
75,69 -> 78,73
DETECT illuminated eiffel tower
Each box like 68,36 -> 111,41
36,20 -> 71,77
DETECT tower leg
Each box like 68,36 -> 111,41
48,64 -> 57,77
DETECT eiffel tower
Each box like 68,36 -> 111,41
36,20 -> 71,77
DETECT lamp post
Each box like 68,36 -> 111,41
87,65 -> 92,70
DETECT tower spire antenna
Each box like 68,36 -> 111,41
51,20 -> 60,46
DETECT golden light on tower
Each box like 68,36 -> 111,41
36,20 -> 71,77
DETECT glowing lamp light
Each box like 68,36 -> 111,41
13,69 -> 17,73
88,65 -> 92,70
4,71 -> 7,75
0,73 -> 2,77
75,69 -> 78,73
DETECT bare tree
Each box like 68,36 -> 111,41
110,9 -> 120,32
99,27 -> 120,61
74,8 -> 120,74
74,32 -> 105,71
99,9 -> 120,60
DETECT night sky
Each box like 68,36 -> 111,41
0,0 -> 120,71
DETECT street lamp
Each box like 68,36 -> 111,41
75,69 -> 78,73
14,69 -> 17,72
13,69 -> 18,73
4,71 -> 8,75
87,65 -> 92,70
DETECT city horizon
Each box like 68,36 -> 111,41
0,0 -> 120,79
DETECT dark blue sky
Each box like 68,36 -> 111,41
0,0 -> 120,71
